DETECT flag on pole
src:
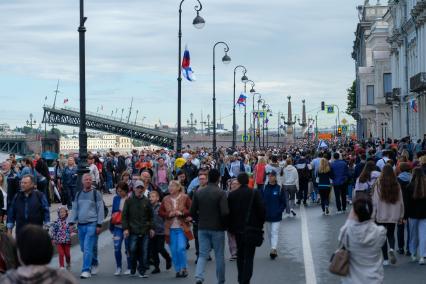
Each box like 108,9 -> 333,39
236,93 -> 247,107
410,99 -> 418,112
182,45 -> 196,81
265,118 -> 269,124
63,98 -> 69,104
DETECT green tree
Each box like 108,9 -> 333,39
346,80 -> 356,116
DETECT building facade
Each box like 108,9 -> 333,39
352,1 -> 393,140
60,135 -> 133,152
387,0 -> 426,141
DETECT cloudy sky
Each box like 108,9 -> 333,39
0,0 -> 361,132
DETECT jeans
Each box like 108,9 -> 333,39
397,220 -> 410,252
235,233 -> 256,284
377,223 -> 396,260
347,183 -> 354,202
92,234 -> 99,267
409,218 -> 426,257
113,227 -> 130,270
78,223 -> 97,272
169,228 -> 188,272
284,185 -> 297,214
227,231 -> 237,258
195,230 -> 225,284
333,184 -> 347,211
129,234 -> 149,274
319,188 -> 331,212
106,172 -> 113,190
266,222 -> 280,250
150,235 -> 171,269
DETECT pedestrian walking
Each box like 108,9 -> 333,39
253,156 -> 266,190
191,169 -> 229,284
396,162 -> 412,255
317,158 -> 334,215
261,170 -> 286,259
153,157 -> 173,195
2,161 -> 20,209
6,175 -> 50,237
295,154 -> 311,206
353,160 -> 380,200
406,167 -> 426,264
68,174 -> 104,279
61,157 -> 78,209
159,180 -> 193,278
282,157 -> 299,217
338,197 -> 386,284
228,173 -> 265,284
227,178 -> 240,261
0,225 -> 78,284
331,152 -> 349,213
50,206 -> 72,270
110,181 -> 131,276
149,190 -> 172,274
121,180 -> 154,278
372,164 -> 404,266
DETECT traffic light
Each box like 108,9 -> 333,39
256,128 -> 260,137
337,126 -> 342,136
321,101 -> 325,111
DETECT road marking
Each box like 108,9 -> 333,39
300,205 -> 317,284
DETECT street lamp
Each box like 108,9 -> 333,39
187,113 -> 197,135
78,0 -> 89,179
233,65 -> 248,150
212,41 -> 231,156
252,92 -> 262,151
26,113 -> 36,130
177,0 -> 205,153
262,102 -> 271,149
245,80 -> 255,150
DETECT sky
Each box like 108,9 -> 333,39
0,0 -> 361,132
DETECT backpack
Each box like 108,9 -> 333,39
116,156 -> 126,173
297,163 -> 311,181
76,189 -> 108,219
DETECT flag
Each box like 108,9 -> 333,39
236,93 -> 247,106
64,98 -> 69,104
410,99 -> 418,112
182,45 -> 196,81
265,118 -> 269,124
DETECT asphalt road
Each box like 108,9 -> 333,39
52,201 -> 426,283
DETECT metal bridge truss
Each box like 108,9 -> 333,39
0,136 -> 27,155
42,107 -> 175,148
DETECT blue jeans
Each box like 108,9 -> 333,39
169,228 -> 188,272
106,172 -> 113,190
347,183 -> 353,201
129,234 -> 149,274
78,223 -> 97,273
113,227 -> 130,269
195,230 -> 225,284
409,218 -> 426,257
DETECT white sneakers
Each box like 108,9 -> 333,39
383,260 -> 389,266
388,249 -> 397,265
419,257 -> 425,265
114,268 -> 122,276
80,271 -> 91,279
123,269 -> 131,275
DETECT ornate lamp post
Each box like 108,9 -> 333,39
245,80 -> 255,150
187,113 -> 197,135
252,92 -> 261,150
233,65 -> 248,149
284,96 -> 296,141
26,113 -> 37,130
212,41 -> 231,155
177,0 -> 205,153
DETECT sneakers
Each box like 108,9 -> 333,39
411,255 -> 417,262
325,207 -> 330,216
419,257 -> 425,265
388,249 -> 397,265
151,268 -> 160,274
269,249 -> 278,260
336,210 -> 343,215
80,271 -> 92,279
114,267 -> 122,276
66,263 -> 71,271
290,209 -> 297,217
397,248 -> 405,255
383,260 -> 389,266
123,269 -> 131,275
139,272 -> 148,278
196,280 -> 203,284
91,265 -> 99,275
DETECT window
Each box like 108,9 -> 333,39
383,73 -> 392,97
367,85 -> 374,105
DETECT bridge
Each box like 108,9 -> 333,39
0,135 -> 29,155
42,106 -> 176,148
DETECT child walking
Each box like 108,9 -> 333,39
50,206 -> 72,269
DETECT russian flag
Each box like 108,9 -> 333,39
236,93 -> 247,106
410,99 -> 418,112
182,45 -> 196,81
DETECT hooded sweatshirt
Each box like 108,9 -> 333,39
282,165 -> 299,190
339,219 -> 386,284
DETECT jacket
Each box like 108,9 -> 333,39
50,207 -> 71,244
190,183 -> 229,231
317,170 -> 334,189
406,183 -> 426,219
68,188 -> 104,226
62,166 -> 78,189
109,195 -> 126,231
0,265 -> 78,284
397,172 -> 412,219
372,181 -> 404,223
152,203 -> 165,235
227,186 -> 265,234
261,183 -> 286,222
282,165 -> 299,190
7,190 -> 50,234
4,170 -> 19,209
354,160 -> 366,180
339,219 -> 386,284
121,193 -> 153,235
330,159 -> 349,186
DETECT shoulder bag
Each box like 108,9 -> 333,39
329,229 -> 350,276
243,190 -> 264,247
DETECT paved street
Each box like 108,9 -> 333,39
52,202 -> 426,284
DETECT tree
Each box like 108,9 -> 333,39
346,80 -> 356,116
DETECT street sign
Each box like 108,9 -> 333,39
341,118 -> 348,125
326,105 -> 334,114
242,135 -> 251,142
342,125 -> 348,133
318,133 -> 333,140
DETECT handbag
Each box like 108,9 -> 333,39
329,229 -> 350,276
243,190 -> 264,247
110,211 -> 122,225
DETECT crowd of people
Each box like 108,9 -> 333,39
0,136 -> 425,283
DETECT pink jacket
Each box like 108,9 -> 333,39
372,182 -> 404,224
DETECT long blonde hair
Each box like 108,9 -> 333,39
318,158 -> 330,174
169,180 -> 184,193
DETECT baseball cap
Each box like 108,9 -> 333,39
134,180 -> 145,189
268,170 -> 277,176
